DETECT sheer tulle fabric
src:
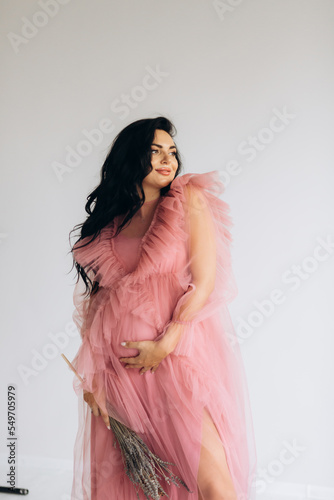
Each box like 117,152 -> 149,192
70,171 -> 257,500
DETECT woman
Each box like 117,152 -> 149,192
69,116 -> 257,500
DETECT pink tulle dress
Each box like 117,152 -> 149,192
70,171 -> 257,500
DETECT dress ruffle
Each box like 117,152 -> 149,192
70,170 -> 257,500
73,170 -> 236,297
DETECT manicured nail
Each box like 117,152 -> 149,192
121,342 -> 126,346
107,426 -> 111,430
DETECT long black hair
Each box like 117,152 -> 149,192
68,116 -> 183,297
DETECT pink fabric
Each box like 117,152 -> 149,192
113,233 -> 142,273
70,170 -> 257,500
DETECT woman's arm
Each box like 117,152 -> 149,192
158,183 -> 217,354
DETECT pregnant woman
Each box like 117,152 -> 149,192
69,116 -> 257,499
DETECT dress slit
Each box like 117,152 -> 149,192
197,407 -> 238,500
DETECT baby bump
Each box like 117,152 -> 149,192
110,313 -> 160,359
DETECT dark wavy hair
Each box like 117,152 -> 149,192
68,116 -> 183,297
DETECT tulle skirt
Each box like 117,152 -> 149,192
71,300 -> 257,500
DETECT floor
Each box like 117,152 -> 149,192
0,458 -> 73,500
0,458 -> 333,500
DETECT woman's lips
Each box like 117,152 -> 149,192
156,168 -> 171,176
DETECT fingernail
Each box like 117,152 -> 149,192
121,342 -> 126,346
107,426 -> 111,430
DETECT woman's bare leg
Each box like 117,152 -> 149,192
198,487 -> 205,500
197,407 -> 238,500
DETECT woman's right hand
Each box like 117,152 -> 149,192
83,390 -> 111,430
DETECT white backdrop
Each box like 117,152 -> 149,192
1,1 -> 333,499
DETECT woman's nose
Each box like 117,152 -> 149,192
161,151 -> 171,163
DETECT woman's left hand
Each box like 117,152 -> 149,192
119,340 -> 170,374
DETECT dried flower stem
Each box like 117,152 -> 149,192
62,353 -> 192,499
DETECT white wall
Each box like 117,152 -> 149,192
1,0 -> 333,498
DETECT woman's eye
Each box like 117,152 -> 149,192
151,149 -> 177,156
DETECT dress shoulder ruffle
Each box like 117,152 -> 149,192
73,170 -> 237,302
170,170 -> 238,304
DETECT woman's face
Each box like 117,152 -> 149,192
142,129 -> 178,194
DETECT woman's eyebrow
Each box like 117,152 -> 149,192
151,143 -> 177,150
